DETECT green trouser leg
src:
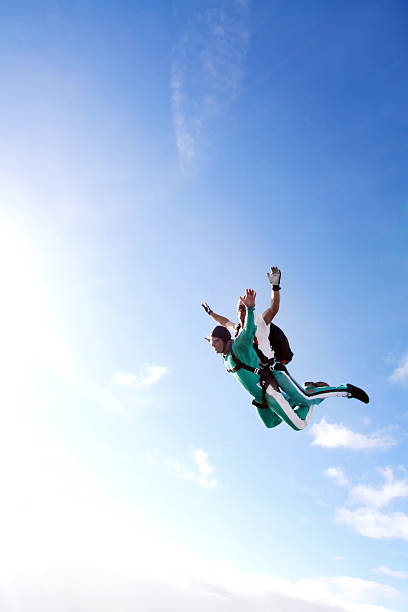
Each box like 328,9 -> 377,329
251,385 -> 314,431
263,386 -> 314,431
255,405 -> 283,429
273,369 -> 349,407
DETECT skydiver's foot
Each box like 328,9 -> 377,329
304,381 -> 329,389
347,384 -> 369,404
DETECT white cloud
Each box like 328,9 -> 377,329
113,372 -> 138,387
324,576 -> 398,604
374,566 -> 408,580
325,467 -> 349,487
193,448 -> 217,488
0,415 -> 401,612
165,448 -> 217,488
114,364 -> 168,389
348,467 -> 408,509
375,566 -> 408,580
165,457 -> 195,481
142,365 -> 169,386
309,418 -> 396,450
336,507 -> 408,541
332,467 -> 408,543
171,1 -> 250,165
389,354 -> 408,383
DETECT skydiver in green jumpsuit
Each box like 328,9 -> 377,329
207,289 -> 369,431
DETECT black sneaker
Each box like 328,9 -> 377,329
347,384 -> 369,404
304,381 -> 329,388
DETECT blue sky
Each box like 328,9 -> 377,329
0,1 -> 408,610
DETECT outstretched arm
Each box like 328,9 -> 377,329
262,266 -> 281,325
234,289 -> 257,351
201,301 -> 234,329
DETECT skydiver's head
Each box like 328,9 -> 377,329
207,325 -> 231,354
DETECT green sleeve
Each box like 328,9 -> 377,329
234,306 -> 257,353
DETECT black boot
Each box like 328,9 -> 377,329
347,384 -> 369,404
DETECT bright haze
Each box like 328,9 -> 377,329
0,1 -> 407,611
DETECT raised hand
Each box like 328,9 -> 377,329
267,266 -> 281,289
239,288 -> 256,309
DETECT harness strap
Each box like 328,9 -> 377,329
226,349 -> 261,375
226,349 -> 279,409
252,399 -> 269,410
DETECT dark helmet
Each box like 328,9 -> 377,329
208,325 -> 231,343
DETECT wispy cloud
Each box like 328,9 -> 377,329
348,467 -> 408,509
323,575 -> 398,605
336,507 -> 408,541
334,467 -> 408,542
0,417 -> 400,612
389,354 -> 408,383
194,448 -> 217,487
324,467 -> 348,486
165,457 -> 195,480
113,364 -> 168,389
309,418 -> 396,450
171,1 -> 251,164
374,565 -> 408,580
166,448 -> 217,488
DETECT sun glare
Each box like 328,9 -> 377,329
0,218 -> 73,384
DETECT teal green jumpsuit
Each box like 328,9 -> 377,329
223,306 -> 350,430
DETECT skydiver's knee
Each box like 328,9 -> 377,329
285,418 -> 307,431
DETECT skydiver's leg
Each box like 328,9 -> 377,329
250,385 -> 283,429
255,404 -> 283,429
272,366 -> 349,408
264,385 -> 313,431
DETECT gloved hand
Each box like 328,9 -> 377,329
201,301 -> 213,315
266,266 -> 281,290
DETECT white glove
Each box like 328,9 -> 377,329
266,266 -> 281,289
